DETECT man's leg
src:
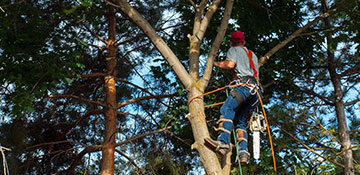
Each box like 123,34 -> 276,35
234,87 -> 261,164
234,109 -> 251,165
204,88 -> 246,156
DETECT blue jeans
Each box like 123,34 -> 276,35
217,85 -> 261,155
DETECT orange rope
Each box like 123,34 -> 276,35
187,81 -> 246,106
187,82 -> 277,172
254,88 -> 277,172
204,101 -> 224,108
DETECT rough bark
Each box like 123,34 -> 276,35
322,1 -> 354,174
100,6 -> 117,175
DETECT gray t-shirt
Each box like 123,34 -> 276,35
226,46 -> 259,79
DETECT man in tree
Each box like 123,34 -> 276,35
204,31 -> 261,165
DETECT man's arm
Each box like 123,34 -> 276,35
214,60 -> 235,69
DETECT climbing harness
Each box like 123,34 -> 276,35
187,81 -> 277,173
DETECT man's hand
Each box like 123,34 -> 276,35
214,60 -> 235,69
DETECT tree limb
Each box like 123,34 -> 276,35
53,145 -> 102,175
48,94 -> 106,107
258,2 -> 348,67
283,129 -> 345,168
83,24 -> 108,45
115,149 -> 145,175
62,109 -> 104,137
108,0 -> 193,90
117,94 -> 177,109
200,0 -> 234,91
344,98 -> 360,106
115,126 -> 172,147
67,72 -> 106,79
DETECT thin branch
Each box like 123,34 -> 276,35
62,109 -> 104,137
83,24 -> 108,45
283,129 -> 345,168
67,72 -> 106,79
200,0 -> 234,90
117,94 -> 177,109
114,33 -> 146,47
25,140 -> 84,151
48,94 -> 106,107
301,89 -> 334,105
0,0 -> 26,11
344,98 -> 360,106
53,145 -> 102,175
300,27 -> 341,36
188,0 -> 196,9
115,126 -> 172,147
259,2 -> 348,67
115,149 -> 145,175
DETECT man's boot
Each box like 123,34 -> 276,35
236,128 -> 250,165
204,137 -> 229,156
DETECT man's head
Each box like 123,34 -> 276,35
230,31 -> 245,46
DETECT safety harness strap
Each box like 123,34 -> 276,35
241,48 -> 258,79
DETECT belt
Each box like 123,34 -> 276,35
234,76 -> 258,86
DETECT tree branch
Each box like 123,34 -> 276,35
109,0 -> 193,90
83,24 -> 108,45
200,0 -> 234,90
48,95 -> 106,107
0,0 -> 25,12
53,145 -> 102,175
196,0 -> 221,41
117,94 -> 177,109
62,109 -> 104,137
258,2 -> 348,67
67,72 -> 106,79
115,126 -> 172,147
344,98 -> 360,106
301,89 -> 334,105
283,129 -> 345,168
115,149 -> 145,175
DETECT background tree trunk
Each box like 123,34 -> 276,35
322,0 -> 354,174
101,6 -> 117,175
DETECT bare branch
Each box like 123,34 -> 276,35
115,126 -> 172,147
62,109 -> 104,137
344,98 -> 360,106
196,0 -> 221,41
200,0 -> 234,90
0,0 -> 25,12
283,129 -> 345,168
48,94 -> 106,107
109,0 -> 193,90
53,145 -> 102,175
115,149 -> 145,175
67,72 -> 106,79
259,2 -> 348,67
83,24 -> 108,45
117,94 -> 177,109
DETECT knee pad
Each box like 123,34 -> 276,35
230,89 -> 244,105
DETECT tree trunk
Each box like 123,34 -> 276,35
322,1 -> 354,174
187,87 -> 226,175
329,58 -> 354,175
101,6 -> 117,175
